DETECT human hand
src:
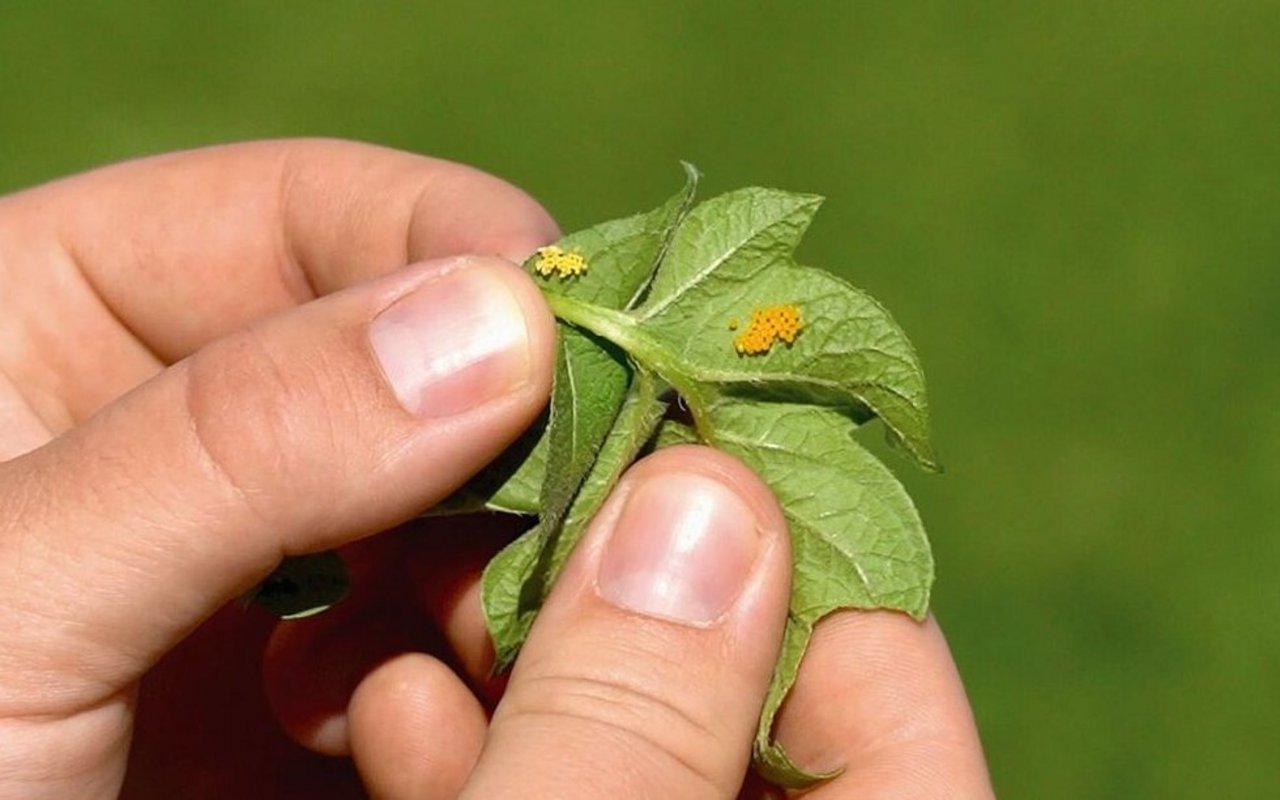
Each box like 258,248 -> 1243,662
370,446 -> 998,799
0,139 -> 994,798
0,139 -> 562,796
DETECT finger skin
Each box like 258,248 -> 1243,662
349,653 -> 488,800
772,612 -> 996,799
120,605 -> 368,800
0,138 -> 559,428
261,517 -> 515,757
0,368 -> 52,460
407,503 -> 998,799
0,255 -> 555,709
462,446 -> 792,800
262,583 -> 446,758
0,255 -> 555,724
406,513 -> 527,700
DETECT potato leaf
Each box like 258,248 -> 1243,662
556,186 -> 936,470
482,369 -> 666,670
703,400 -> 932,785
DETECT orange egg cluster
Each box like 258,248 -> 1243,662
533,245 -> 588,278
733,303 -> 803,355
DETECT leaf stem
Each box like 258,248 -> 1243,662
544,292 -> 638,350
544,291 -> 711,431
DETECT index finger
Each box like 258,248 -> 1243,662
0,138 -> 558,364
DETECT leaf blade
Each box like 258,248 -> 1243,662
481,369 -> 667,669
703,399 -> 933,784
637,187 -> 822,321
631,186 -> 935,468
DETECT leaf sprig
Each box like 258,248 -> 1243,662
461,165 -> 936,787
251,166 -> 936,788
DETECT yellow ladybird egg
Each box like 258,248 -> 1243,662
534,245 -> 588,279
732,303 -> 803,355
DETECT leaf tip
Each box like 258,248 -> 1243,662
884,426 -> 942,473
753,740 -> 843,789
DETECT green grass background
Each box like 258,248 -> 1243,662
3,2 -> 1277,796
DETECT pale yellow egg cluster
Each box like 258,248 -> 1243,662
533,245 -> 588,278
733,304 -> 803,355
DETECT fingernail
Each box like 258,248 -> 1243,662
369,262 -> 532,417
597,473 -> 761,625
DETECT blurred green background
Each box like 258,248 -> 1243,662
3,2 -> 1277,796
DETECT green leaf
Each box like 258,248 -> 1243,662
530,179 -> 935,785
666,262 -> 934,469
480,521 -> 541,670
482,369 -> 666,670
539,330 -> 632,533
651,416 -> 700,449
479,327 -> 631,671
523,161 -> 699,542
751,618 -> 840,788
707,399 -> 932,616
703,399 -> 932,784
636,187 -> 821,321
246,551 -> 349,620
549,369 -> 666,572
631,187 -> 936,469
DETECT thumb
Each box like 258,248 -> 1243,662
0,255 -> 555,713
463,446 -> 792,800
